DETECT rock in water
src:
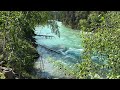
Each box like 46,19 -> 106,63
64,48 -> 83,59
91,56 -> 99,62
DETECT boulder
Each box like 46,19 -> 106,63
2,67 -> 15,79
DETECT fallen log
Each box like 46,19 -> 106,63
36,35 -> 55,39
38,44 -> 62,55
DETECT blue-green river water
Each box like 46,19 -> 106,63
33,21 -> 107,79
33,21 -> 84,78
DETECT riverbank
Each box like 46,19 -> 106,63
0,41 -> 39,79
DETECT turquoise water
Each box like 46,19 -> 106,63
34,22 -> 83,49
34,21 -> 84,78
33,21 -> 108,79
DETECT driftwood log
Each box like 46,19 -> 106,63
38,44 -> 62,54
36,35 -> 55,39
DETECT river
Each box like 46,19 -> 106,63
33,21 -> 108,79
33,21 -> 85,79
